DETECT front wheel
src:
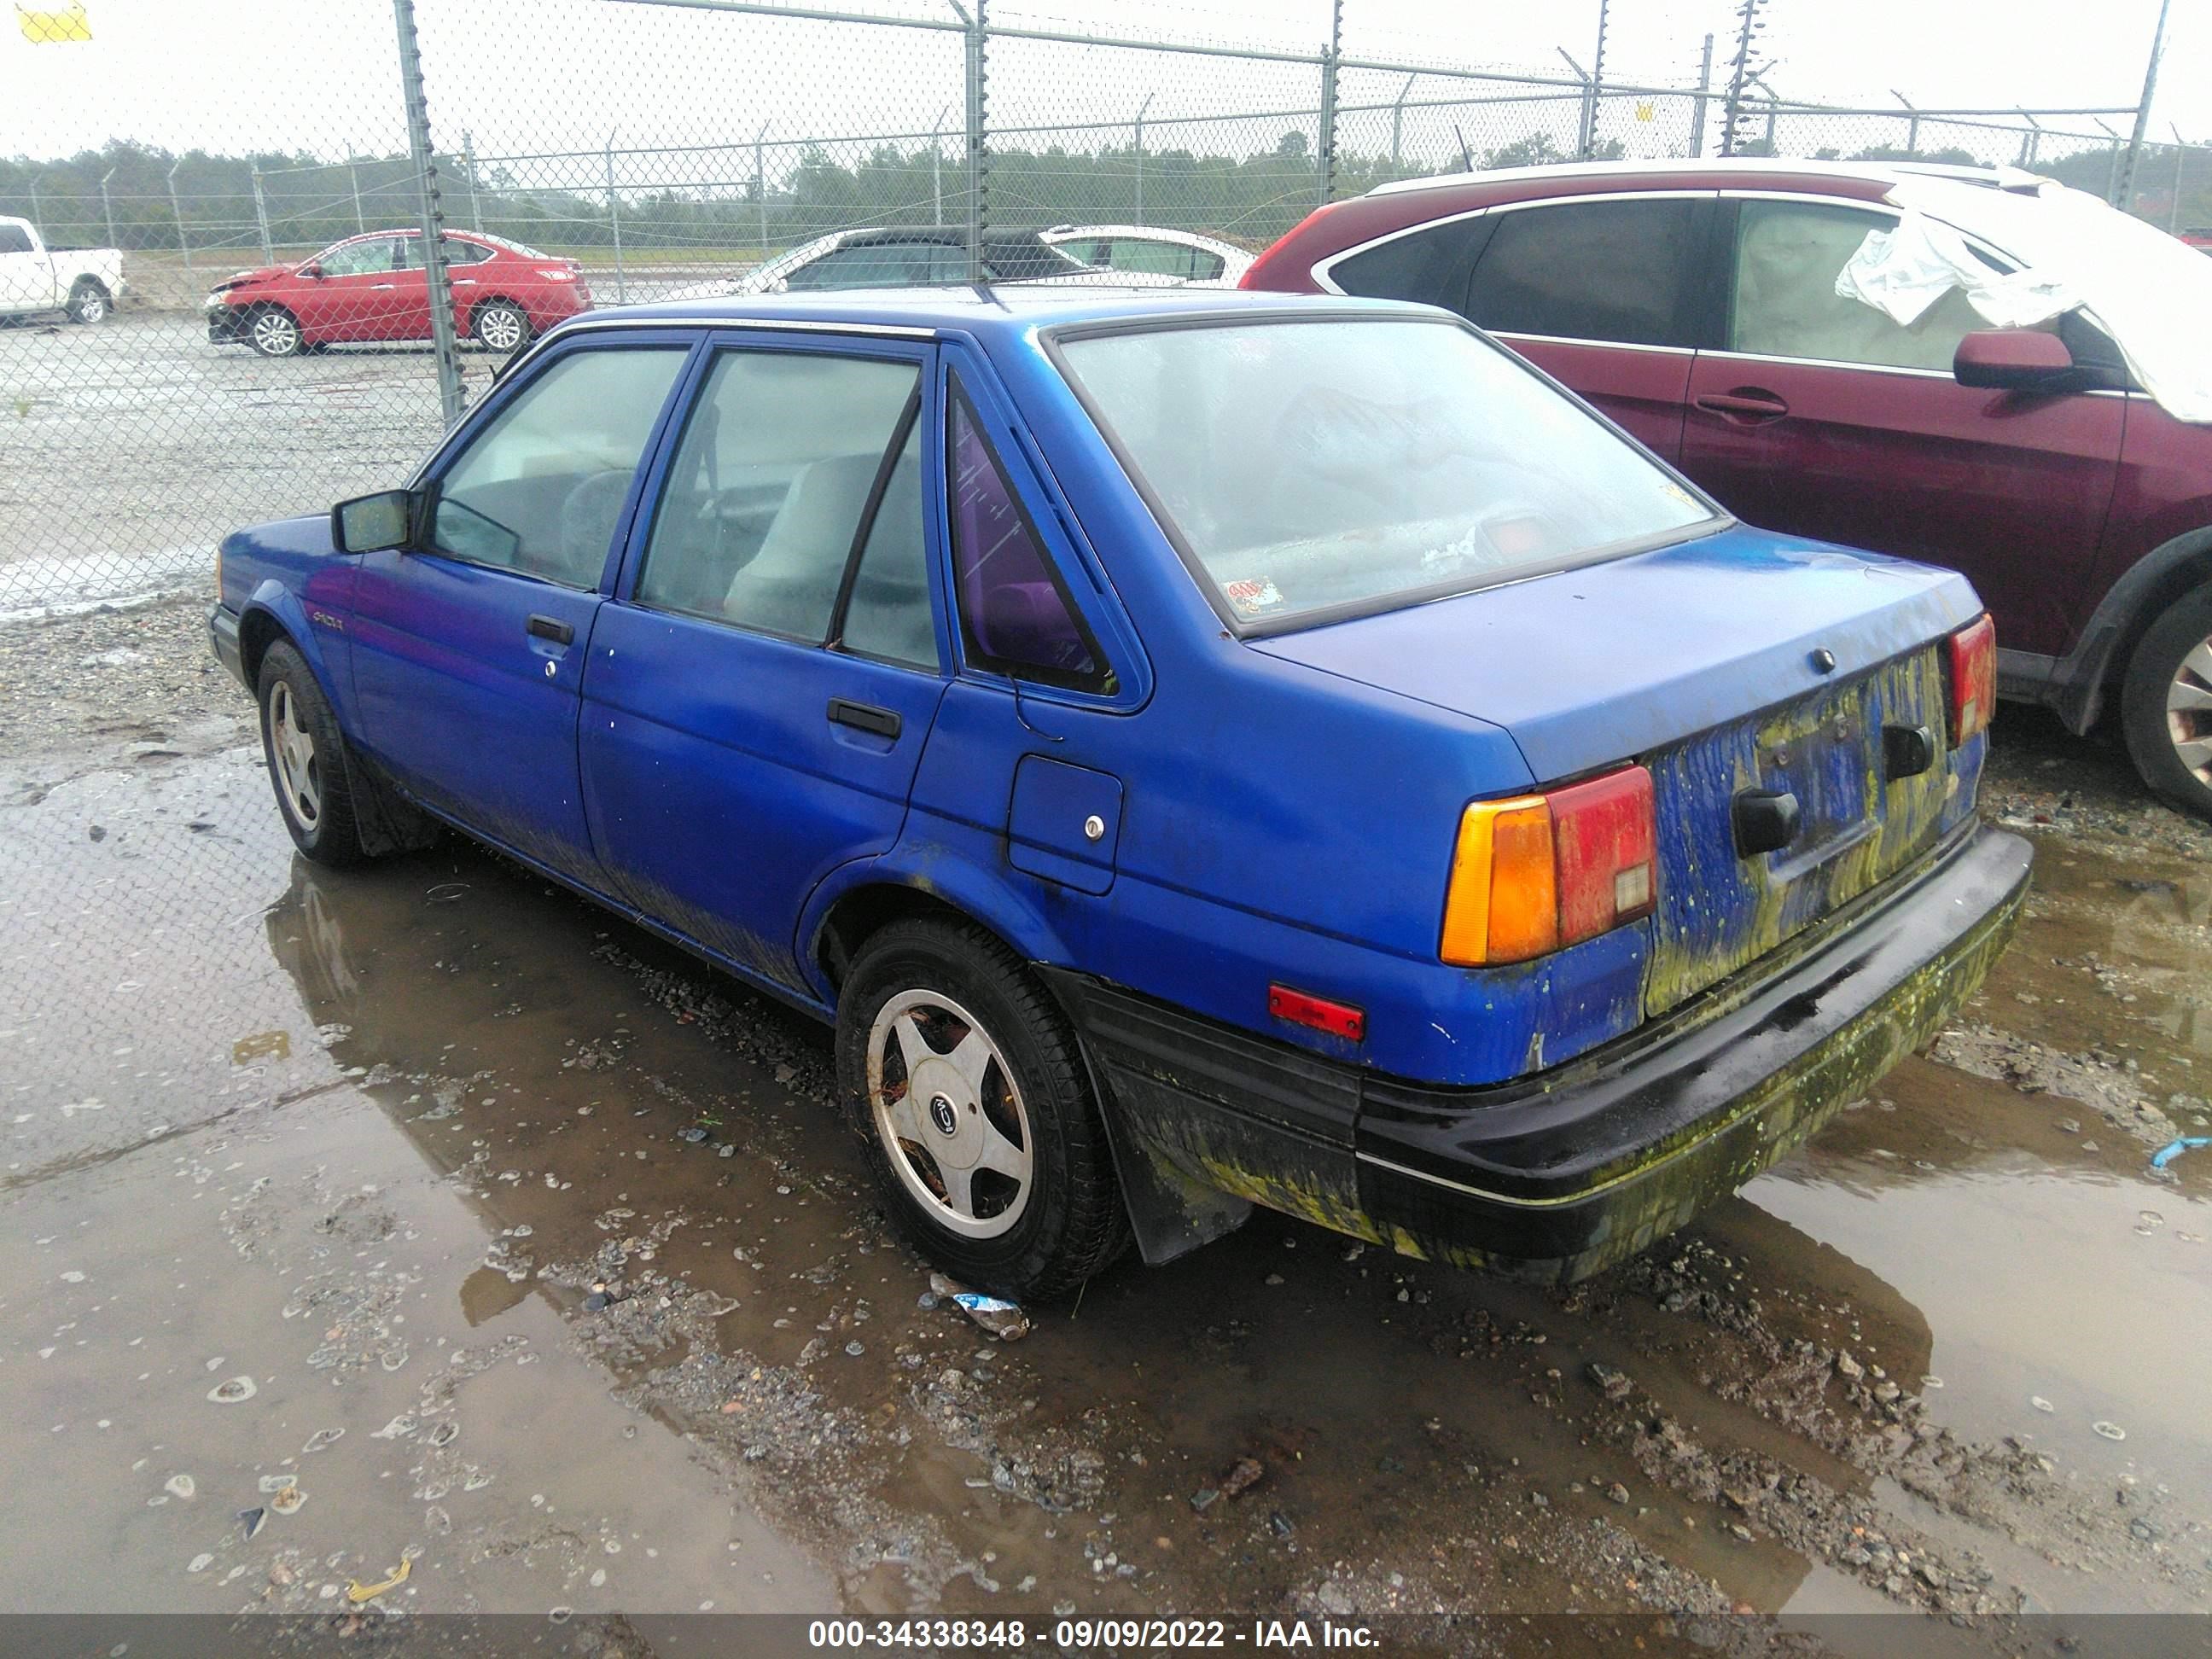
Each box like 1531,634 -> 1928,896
66,280 -> 110,323
258,640 -> 372,866
247,305 -> 303,358
2121,586 -> 2212,822
471,300 -> 530,352
835,918 -> 1128,1301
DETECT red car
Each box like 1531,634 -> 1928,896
206,230 -> 591,358
1245,160 -> 2212,818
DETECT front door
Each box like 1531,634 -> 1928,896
300,235 -> 408,342
581,336 -> 948,990
1680,196 -> 2127,656
348,335 -> 694,885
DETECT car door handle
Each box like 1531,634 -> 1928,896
526,614 -> 573,645
828,698 -> 901,740
1695,389 -> 1790,422
370,282 -> 397,290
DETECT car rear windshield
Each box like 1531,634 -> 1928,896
1055,317 -> 1718,629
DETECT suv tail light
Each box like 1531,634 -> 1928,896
1945,614 -> 1996,746
1441,766 -> 1656,967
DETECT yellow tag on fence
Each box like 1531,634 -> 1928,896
17,2 -> 92,42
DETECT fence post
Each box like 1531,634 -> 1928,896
393,0 -> 466,428
1892,90 -> 1918,155
1317,0 -> 1341,208
1390,74 -> 1417,167
1556,50 -> 1595,160
2116,0 -> 2171,213
100,167 -> 116,251
250,164 -> 272,263
2017,112 -> 2041,169
1589,0 -> 1610,158
28,177 -> 38,236
956,0 -> 986,282
1689,33 -> 1714,157
2098,121 -> 2123,203
349,161 -> 365,232
1132,94 -> 1151,224
930,104 -> 948,228
462,130 -> 482,230
2172,128 -> 2189,231
604,132 -> 626,302
166,159 -> 193,279
755,121 -> 771,253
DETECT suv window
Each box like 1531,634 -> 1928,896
317,236 -> 399,276
1728,199 -> 2021,373
637,351 -> 920,643
0,224 -> 33,254
946,378 -> 1105,690
1326,215 -> 1487,309
1464,199 -> 1701,347
429,346 -> 688,586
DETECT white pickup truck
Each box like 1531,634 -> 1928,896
0,214 -> 125,323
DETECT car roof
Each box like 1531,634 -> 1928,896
1366,155 -> 2052,201
556,286 -> 1414,341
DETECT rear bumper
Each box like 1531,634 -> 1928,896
1051,821 -> 2031,1283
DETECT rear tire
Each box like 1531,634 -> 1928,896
471,300 -> 530,352
2121,585 -> 2212,823
835,918 -> 1129,1301
258,640 -> 372,866
65,279 -> 111,323
247,305 -> 303,358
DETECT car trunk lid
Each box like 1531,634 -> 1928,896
1253,527 -> 1982,1016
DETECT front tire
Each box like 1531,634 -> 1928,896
258,640 -> 371,866
835,918 -> 1128,1300
65,279 -> 111,323
2121,586 -> 2212,822
247,305 -> 303,358
471,300 -> 530,352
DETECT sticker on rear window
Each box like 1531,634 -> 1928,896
1223,578 -> 1284,615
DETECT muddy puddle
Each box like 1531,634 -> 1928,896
3,745 -> 2209,1637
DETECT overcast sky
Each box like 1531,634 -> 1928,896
2,0 -> 2197,177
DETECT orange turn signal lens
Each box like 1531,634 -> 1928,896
1441,795 -> 1560,966
1946,613 -> 1996,746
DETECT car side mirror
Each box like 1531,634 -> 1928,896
331,489 -> 417,554
1953,329 -> 2075,392
300,262 -> 324,279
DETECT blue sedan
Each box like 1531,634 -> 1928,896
211,288 -> 2030,1297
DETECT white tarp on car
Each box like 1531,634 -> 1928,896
1834,178 -> 2212,423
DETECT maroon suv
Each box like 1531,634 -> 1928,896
1246,160 -> 2212,818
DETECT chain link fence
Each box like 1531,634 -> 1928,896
0,0 -> 2176,614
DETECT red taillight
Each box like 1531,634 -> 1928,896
1268,983 -> 1365,1041
1441,765 -> 1656,966
1946,614 -> 1996,746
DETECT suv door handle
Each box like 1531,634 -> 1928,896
1695,389 -> 1790,422
828,698 -> 901,740
526,614 -> 573,645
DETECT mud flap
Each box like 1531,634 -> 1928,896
346,751 -> 444,859
1090,1072 -> 1254,1266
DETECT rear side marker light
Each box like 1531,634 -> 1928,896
1268,984 -> 1365,1042
1946,613 -> 1996,746
1441,765 -> 1656,967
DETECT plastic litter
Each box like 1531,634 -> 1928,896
928,1272 -> 1030,1341
2094,1421 -> 2127,1441
2151,1137 -> 2209,1170
345,1557 -> 411,1604
164,1474 -> 195,1501
206,1375 -> 257,1404
270,1484 -> 306,1516
238,1507 -> 267,1540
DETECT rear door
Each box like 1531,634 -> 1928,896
580,333 -> 949,991
1458,195 -> 1716,461
348,333 -> 695,886
1680,195 -> 2126,656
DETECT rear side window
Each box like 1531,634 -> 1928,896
637,352 -> 920,641
0,224 -> 33,254
1326,216 -> 1487,309
1464,199 -> 1701,347
946,380 -> 1106,691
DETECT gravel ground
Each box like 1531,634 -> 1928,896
3,600 -> 2209,1647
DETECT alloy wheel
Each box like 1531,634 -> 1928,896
269,681 -> 322,830
2167,636 -> 2212,787
865,988 -> 1033,1240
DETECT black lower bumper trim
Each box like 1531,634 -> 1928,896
1053,823 -> 2032,1283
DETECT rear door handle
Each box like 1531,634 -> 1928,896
1695,389 -> 1790,422
828,698 -> 900,739
527,613 -> 573,645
